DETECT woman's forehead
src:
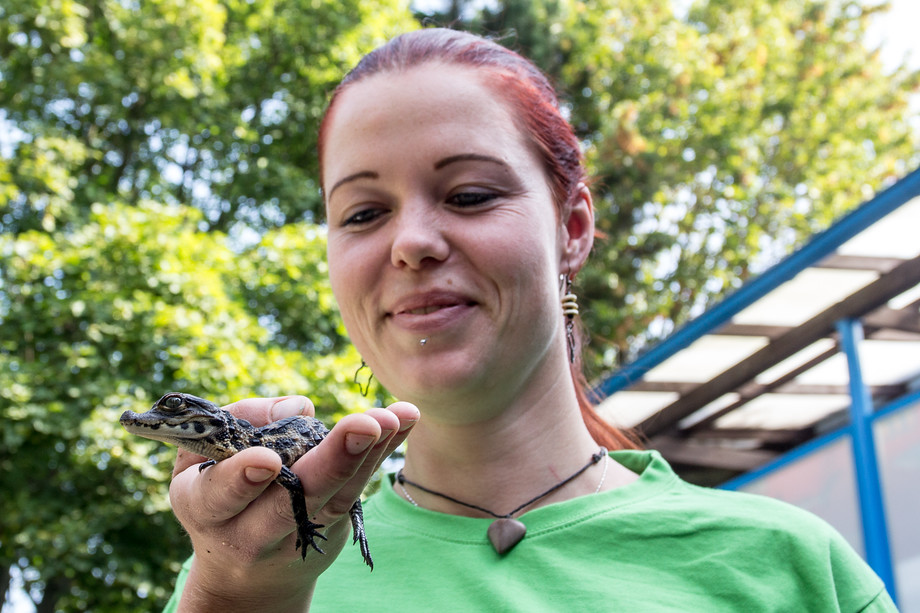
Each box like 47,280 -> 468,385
332,63 -> 511,127
321,64 -> 535,179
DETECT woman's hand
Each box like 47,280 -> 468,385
168,395 -> 419,612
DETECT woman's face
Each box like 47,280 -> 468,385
323,63 -> 578,421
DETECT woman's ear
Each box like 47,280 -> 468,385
559,183 -> 595,274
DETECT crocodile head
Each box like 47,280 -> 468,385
120,392 -> 231,449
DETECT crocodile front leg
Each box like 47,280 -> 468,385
275,466 -> 327,559
349,500 -> 373,569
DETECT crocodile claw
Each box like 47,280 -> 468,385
349,500 -> 374,569
294,517 -> 328,559
275,466 -> 328,559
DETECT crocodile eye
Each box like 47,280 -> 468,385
163,395 -> 184,410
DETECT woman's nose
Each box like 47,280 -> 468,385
390,203 -> 450,270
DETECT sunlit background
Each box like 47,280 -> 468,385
2,0 -> 918,610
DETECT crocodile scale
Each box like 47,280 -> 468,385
120,392 -> 373,569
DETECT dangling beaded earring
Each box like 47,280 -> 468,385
561,273 -> 579,363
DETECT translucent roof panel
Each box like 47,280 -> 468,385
678,393 -> 742,429
714,393 -> 851,430
837,196 -> 920,259
888,282 -> 920,310
794,340 -> 920,387
591,170 -> 920,486
755,339 -> 838,385
731,268 -> 879,327
642,336 -> 770,383
595,391 -> 680,428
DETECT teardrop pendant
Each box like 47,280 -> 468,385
397,449 -> 606,557
487,518 -> 527,555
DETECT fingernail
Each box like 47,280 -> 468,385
398,417 -> 419,432
272,397 -> 306,420
345,433 -> 376,455
245,467 -> 275,484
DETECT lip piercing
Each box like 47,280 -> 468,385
419,338 -> 428,346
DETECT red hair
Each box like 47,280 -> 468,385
318,28 -> 639,451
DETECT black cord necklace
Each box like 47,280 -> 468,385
396,447 -> 608,554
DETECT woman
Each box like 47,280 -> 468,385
163,29 -> 895,611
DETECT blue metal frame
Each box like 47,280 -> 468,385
718,423 -> 849,492
721,321 -> 905,605
836,319 -> 898,603
592,168 -> 920,605
720,387 -> 920,490
595,168 -> 920,397
875,385 -> 920,420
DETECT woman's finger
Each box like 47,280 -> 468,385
170,446 -> 283,525
294,403 -> 419,524
168,398 -> 419,564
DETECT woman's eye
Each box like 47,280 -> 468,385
342,208 -> 384,226
446,192 -> 498,207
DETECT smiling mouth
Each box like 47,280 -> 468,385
389,295 -> 479,325
404,305 -> 457,315
387,297 -> 476,334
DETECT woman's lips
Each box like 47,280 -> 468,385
403,305 -> 453,315
387,292 -> 477,333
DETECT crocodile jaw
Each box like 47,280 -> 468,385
120,410 -> 213,448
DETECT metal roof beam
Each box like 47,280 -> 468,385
650,435 -> 779,471
863,306 -> 920,335
814,254 -> 908,272
638,254 -> 920,437
595,170 -> 920,398
687,427 -> 812,446
773,383 -> 905,397
711,323 -> 794,338
682,345 -> 839,432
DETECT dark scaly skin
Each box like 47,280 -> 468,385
120,392 -> 373,569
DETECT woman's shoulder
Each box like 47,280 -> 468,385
610,449 -> 850,547
606,450 -> 888,609
319,450 -> 889,612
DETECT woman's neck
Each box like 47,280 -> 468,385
398,370 -> 637,517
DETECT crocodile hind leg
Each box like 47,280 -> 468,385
349,500 -> 373,569
275,466 -> 327,559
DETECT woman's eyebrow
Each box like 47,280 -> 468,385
329,155 -> 509,197
328,170 -> 379,198
434,153 -> 509,170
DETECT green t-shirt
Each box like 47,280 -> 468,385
164,450 -> 896,611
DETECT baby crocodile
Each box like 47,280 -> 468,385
120,392 -> 372,569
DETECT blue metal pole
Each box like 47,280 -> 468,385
836,318 -> 898,604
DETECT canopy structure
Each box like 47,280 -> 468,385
594,168 -> 920,487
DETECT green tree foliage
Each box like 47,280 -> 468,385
2,0 -> 918,610
418,0 -> 920,371
0,0 -> 416,234
0,1 -> 413,610
0,202 -> 376,611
